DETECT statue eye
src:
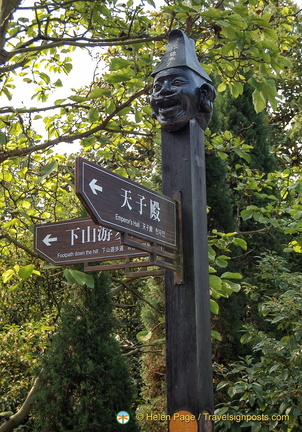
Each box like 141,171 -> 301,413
172,79 -> 185,86
153,83 -> 162,92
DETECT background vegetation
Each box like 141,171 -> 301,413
0,0 -> 301,431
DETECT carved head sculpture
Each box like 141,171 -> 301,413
150,29 -> 215,132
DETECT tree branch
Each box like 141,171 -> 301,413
104,127 -> 154,137
0,35 -> 166,69
0,84 -> 152,163
111,277 -> 163,313
0,0 -> 22,51
236,228 -> 268,235
0,232 -> 39,258
0,102 -> 91,114
0,57 -> 30,73
0,376 -> 39,432
0,106 -> 155,137
18,0 -> 123,11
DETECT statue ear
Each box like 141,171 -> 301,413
199,83 -> 216,113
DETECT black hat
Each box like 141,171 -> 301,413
151,29 -> 212,82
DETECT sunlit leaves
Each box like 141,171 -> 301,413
2,264 -> 40,290
199,2 -> 295,111
0,318 -> 55,410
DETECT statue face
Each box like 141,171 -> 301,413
150,67 -> 204,132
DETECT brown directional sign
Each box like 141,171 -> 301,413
34,218 -> 146,265
75,157 -> 177,248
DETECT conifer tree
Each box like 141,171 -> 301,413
138,278 -> 166,432
209,84 -> 279,363
206,93 -> 235,233
33,272 -> 137,432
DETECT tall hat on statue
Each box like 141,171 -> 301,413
151,29 -> 212,82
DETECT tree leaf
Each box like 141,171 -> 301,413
73,270 -> 94,287
2,269 -> 15,283
37,161 -> 58,183
68,95 -> 88,102
89,88 -> 107,99
40,160 -> 58,176
136,330 -> 152,342
106,73 -> 131,83
233,238 -> 247,250
54,98 -> 66,105
39,72 -> 50,84
0,411 -> 14,418
221,272 -> 242,280
18,264 -> 35,279
0,131 -> 7,144
63,269 -> 94,287
146,0 -> 156,7
88,107 -> 100,123
252,89 -> 266,113
109,58 -> 131,71
211,330 -> 222,341
209,275 -> 222,290
210,299 -> 219,314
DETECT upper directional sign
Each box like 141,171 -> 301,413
75,157 -> 177,248
34,218 -> 146,265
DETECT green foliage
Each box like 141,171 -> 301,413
33,273 -> 138,432
0,318 -> 54,414
208,68 -> 302,377
137,278 -> 166,432
215,254 -> 302,431
0,265 -> 67,421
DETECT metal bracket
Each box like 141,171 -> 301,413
120,191 -> 183,283
84,256 -> 165,278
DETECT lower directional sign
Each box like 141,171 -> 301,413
75,157 -> 177,248
34,218 -> 146,265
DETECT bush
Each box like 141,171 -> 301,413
33,272 -> 138,432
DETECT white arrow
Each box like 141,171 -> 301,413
89,179 -> 103,195
43,234 -> 58,246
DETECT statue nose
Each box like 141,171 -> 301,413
159,80 -> 172,94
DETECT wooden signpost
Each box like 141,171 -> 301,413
34,28 -> 214,432
150,29 -> 215,431
162,120 -> 214,432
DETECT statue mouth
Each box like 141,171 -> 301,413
159,105 -> 182,118
156,97 -> 184,119
150,90 -> 193,130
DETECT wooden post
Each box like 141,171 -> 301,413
162,119 -> 214,432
